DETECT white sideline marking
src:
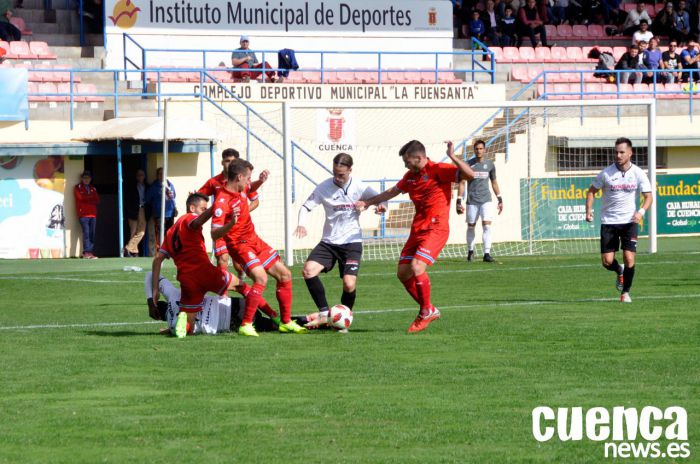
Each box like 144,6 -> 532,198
1,293 -> 698,331
0,276 -> 135,283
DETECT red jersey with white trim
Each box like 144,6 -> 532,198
212,185 -> 256,244
198,173 -> 259,203
396,159 -> 459,232
159,213 -> 211,277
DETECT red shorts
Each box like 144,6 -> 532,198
228,235 -> 279,272
399,228 -> 449,266
177,265 -> 233,313
213,238 -> 228,258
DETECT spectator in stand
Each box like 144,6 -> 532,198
616,44 -> 644,84
483,0 -> 501,44
673,0 -> 691,44
662,40 -> 683,83
691,2 -> 700,42
621,2 -> 652,36
602,0 -> 626,26
498,0 -> 520,18
146,167 -> 176,252
633,20 -> 655,45
124,168 -> 148,257
587,0 -> 606,25
0,0 -> 21,41
643,37 -> 671,83
231,36 -> 281,83
590,47 -> 617,82
518,0 -> 548,47
499,5 -> 518,45
74,170 -> 100,259
545,0 -> 566,25
680,40 -> 700,81
453,0 -> 465,39
468,10 -> 486,41
460,0 -> 478,38
653,2 -> 677,38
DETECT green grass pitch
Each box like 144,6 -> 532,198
0,238 -> 698,463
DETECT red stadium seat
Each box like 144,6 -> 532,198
560,71 -> 582,83
38,82 -> 63,102
501,47 -> 520,63
301,71 -> 321,83
0,40 -> 14,59
437,71 -> 462,84
535,47 -> 552,62
385,70 -> 410,84
623,4 -> 636,12
655,3 -> 665,13
354,70 -> 380,84
566,47 -> 583,61
9,17 -> 32,36
511,66 -> 528,82
527,67 -> 544,83
556,24 -> 573,38
554,83 -> 575,100
29,42 -> 56,60
645,5 -> 656,18
588,25 -> 605,38
550,47 -> 568,62
659,83 -> 682,99
601,83 -> 620,99
545,25 -> 557,40
28,81 -> 44,102
28,63 -> 51,82
378,71 -> 398,84
617,83 -> 634,98
77,83 -> 104,102
487,46 -> 502,62
208,69 -> 233,83
572,25 -> 588,38
584,83 -> 603,99
613,46 -> 627,61
57,83 -> 84,102
518,47 -> 536,62
53,65 -> 81,83
9,41 -> 36,59
633,83 -> 651,97
403,70 -> 430,84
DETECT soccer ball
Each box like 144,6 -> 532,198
329,304 -> 353,331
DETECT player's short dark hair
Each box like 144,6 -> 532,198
588,47 -> 602,60
399,140 -> 426,158
227,158 -> 254,181
639,19 -> 648,25
333,153 -> 353,168
186,192 -> 208,209
629,44 -> 639,51
473,139 -> 486,149
615,137 -> 633,149
222,148 -> 240,159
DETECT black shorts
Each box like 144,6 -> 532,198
600,223 -> 638,253
307,241 -> 362,277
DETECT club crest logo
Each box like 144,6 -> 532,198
327,108 -> 345,143
428,7 -> 437,26
214,208 -> 223,217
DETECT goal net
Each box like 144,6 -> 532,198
183,98 -> 655,265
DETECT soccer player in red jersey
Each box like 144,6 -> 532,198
197,148 -> 280,325
356,140 -> 475,333
150,192 -> 239,338
212,158 -> 308,337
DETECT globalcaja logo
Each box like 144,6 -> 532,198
109,0 -> 141,29
532,406 -> 690,459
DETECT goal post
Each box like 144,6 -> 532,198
201,98 -> 656,265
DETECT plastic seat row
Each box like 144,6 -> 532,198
544,24 -> 613,40
511,66 -> 598,84
28,82 -> 104,103
0,41 -> 56,59
622,3 -> 664,15
538,83 -> 698,100
0,61 -> 82,82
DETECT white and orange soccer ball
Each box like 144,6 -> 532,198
329,304 -> 353,331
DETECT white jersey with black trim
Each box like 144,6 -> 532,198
592,163 -> 652,225
144,273 -> 231,334
301,177 -> 381,245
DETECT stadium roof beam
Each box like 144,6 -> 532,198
549,135 -> 700,149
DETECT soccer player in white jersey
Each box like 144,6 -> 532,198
586,137 -> 653,303
294,153 -> 386,319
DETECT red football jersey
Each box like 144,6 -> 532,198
159,213 -> 211,277
212,185 -> 256,245
396,159 -> 459,231
198,173 -> 259,203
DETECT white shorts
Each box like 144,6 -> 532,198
467,202 -> 494,224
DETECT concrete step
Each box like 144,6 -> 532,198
16,0 -> 73,10
29,33 -> 103,46
51,45 -> 105,59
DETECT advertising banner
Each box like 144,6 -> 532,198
0,69 -> 29,121
0,156 -> 66,259
656,174 -> 700,234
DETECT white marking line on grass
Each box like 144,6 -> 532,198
0,276 -> 135,283
2,293 -> 698,331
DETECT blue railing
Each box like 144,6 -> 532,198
121,33 -> 496,92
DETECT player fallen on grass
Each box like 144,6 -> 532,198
197,148 -> 281,325
212,158 -> 308,336
456,139 -> 503,263
145,272 -> 307,335
150,193 -> 239,338
355,140 -> 475,333
294,153 -> 387,325
585,137 -> 652,303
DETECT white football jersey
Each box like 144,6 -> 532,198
144,273 -> 231,335
302,177 -> 381,245
592,163 -> 651,225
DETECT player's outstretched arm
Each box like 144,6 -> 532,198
249,169 -> 269,193
211,207 -> 239,240
445,141 -> 476,181
189,205 -> 214,229
150,252 -> 167,304
585,186 -> 599,222
356,186 -> 401,211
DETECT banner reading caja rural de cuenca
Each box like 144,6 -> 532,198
0,156 -> 66,259
105,0 -> 452,34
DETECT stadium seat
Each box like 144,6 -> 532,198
554,83 -> 575,100
550,47 -> 568,62
57,83 -> 82,102
659,83 -> 682,99
645,5 -> 656,17
301,71 -> 321,83
437,71 -> 462,84
518,47 -> 536,62
613,47 -> 627,61
588,25 -> 605,38
283,70 -> 305,83
28,81 -> 44,102
632,83 -> 651,98
77,83 -> 104,102
354,70 -> 380,84
511,66 -> 528,82
566,47 -> 583,61
560,71 -> 582,83
617,83 -> 634,98
0,40 -> 16,59
402,70 -> 428,84
535,46 -> 552,62
601,83 -> 620,99
53,65 -> 81,82
378,71 -> 398,84
584,83 -> 603,99
29,42 -> 56,60
486,46 -> 502,62
527,67 -> 544,83
501,47 -> 520,63
27,63 -> 50,82
38,82 -> 62,102
622,4 -> 635,12
556,24 -> 573,39
572,25 -> 588,38
9,17 -> 32,36
655,3 -> 665,13
208,69 -> 233,83
9,41 -> 36,59
544,25 -> 557,40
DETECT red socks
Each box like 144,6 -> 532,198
276,280 -> 293,323
242,282 -> 265,324
402,276 -> 421,304
237,282 -> 278,318
414,272 -> 432,313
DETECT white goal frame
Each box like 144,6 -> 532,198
281,99 -> 658,266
